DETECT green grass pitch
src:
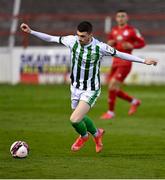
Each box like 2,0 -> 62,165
0,84 -> 165,178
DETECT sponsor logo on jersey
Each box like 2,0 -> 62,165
116,35 -> 123,41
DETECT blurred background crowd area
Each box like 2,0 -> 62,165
1,0 -> 165,46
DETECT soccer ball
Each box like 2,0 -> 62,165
10,141 -> 29,158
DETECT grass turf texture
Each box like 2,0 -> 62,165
0,84 -> 165,178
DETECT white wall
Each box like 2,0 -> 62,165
127,45 -> 165,84
0,48 -> 12,83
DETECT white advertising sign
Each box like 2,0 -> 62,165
0,45 -> 164,85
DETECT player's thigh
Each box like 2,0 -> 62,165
108,78 -> 121,90
70,101 -> 90,123
80,88 -> 101,108
70,85 -> 80,110
70,85 -> 100,110
113,65 -> 132,83
107,66 -> 117,82
70,86 -> 101,122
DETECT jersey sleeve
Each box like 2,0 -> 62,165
100,41 -> 145,63
132,28 -> 145,49
99,42 -> 116,56
60,35 -> 77,48
115,50 -> 145,63
31,30 -> 60,43
30,31 -> 76,48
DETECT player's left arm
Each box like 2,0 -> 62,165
100,43 -> 157,66
115,50 -> 157,65
132,28 -> 146,49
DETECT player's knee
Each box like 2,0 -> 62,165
109,78 -> 122,90
109,80 -> 118,90
70,114 -> 81,123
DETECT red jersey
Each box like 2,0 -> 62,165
108,24 -> 145,67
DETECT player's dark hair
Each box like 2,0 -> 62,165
77,21 -> 93,33
116,9 -> 127,14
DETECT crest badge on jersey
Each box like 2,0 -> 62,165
91,53 -> 98,62
123,30 -> 129,36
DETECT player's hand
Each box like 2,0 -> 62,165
20,23 -> 31,33
144,58 -> 158,66
122,42 -> 134,50
107,40 -> 116,46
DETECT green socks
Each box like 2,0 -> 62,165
71,115 -> 97,137
71,121 -> 87,137
82,115 -> 97,135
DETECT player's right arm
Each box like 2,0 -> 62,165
20,23 -> 31,33
107,29 -> 116,47
20,23 -> 76,47
20,23 -> 60,43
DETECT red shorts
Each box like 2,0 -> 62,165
107,65 -> 132,82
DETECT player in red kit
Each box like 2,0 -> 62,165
101,10 -> 145,120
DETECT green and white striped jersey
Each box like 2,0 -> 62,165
60,35 -> 116,91
31,30 -> 145,91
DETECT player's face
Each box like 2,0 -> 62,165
116,12 -> 128,26
77,31 -> 92,45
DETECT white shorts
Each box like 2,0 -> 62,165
70,85 -> 101,109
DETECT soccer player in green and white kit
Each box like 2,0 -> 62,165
21,21 -> 157,153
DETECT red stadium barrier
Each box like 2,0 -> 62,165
1,13 -> 165,46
